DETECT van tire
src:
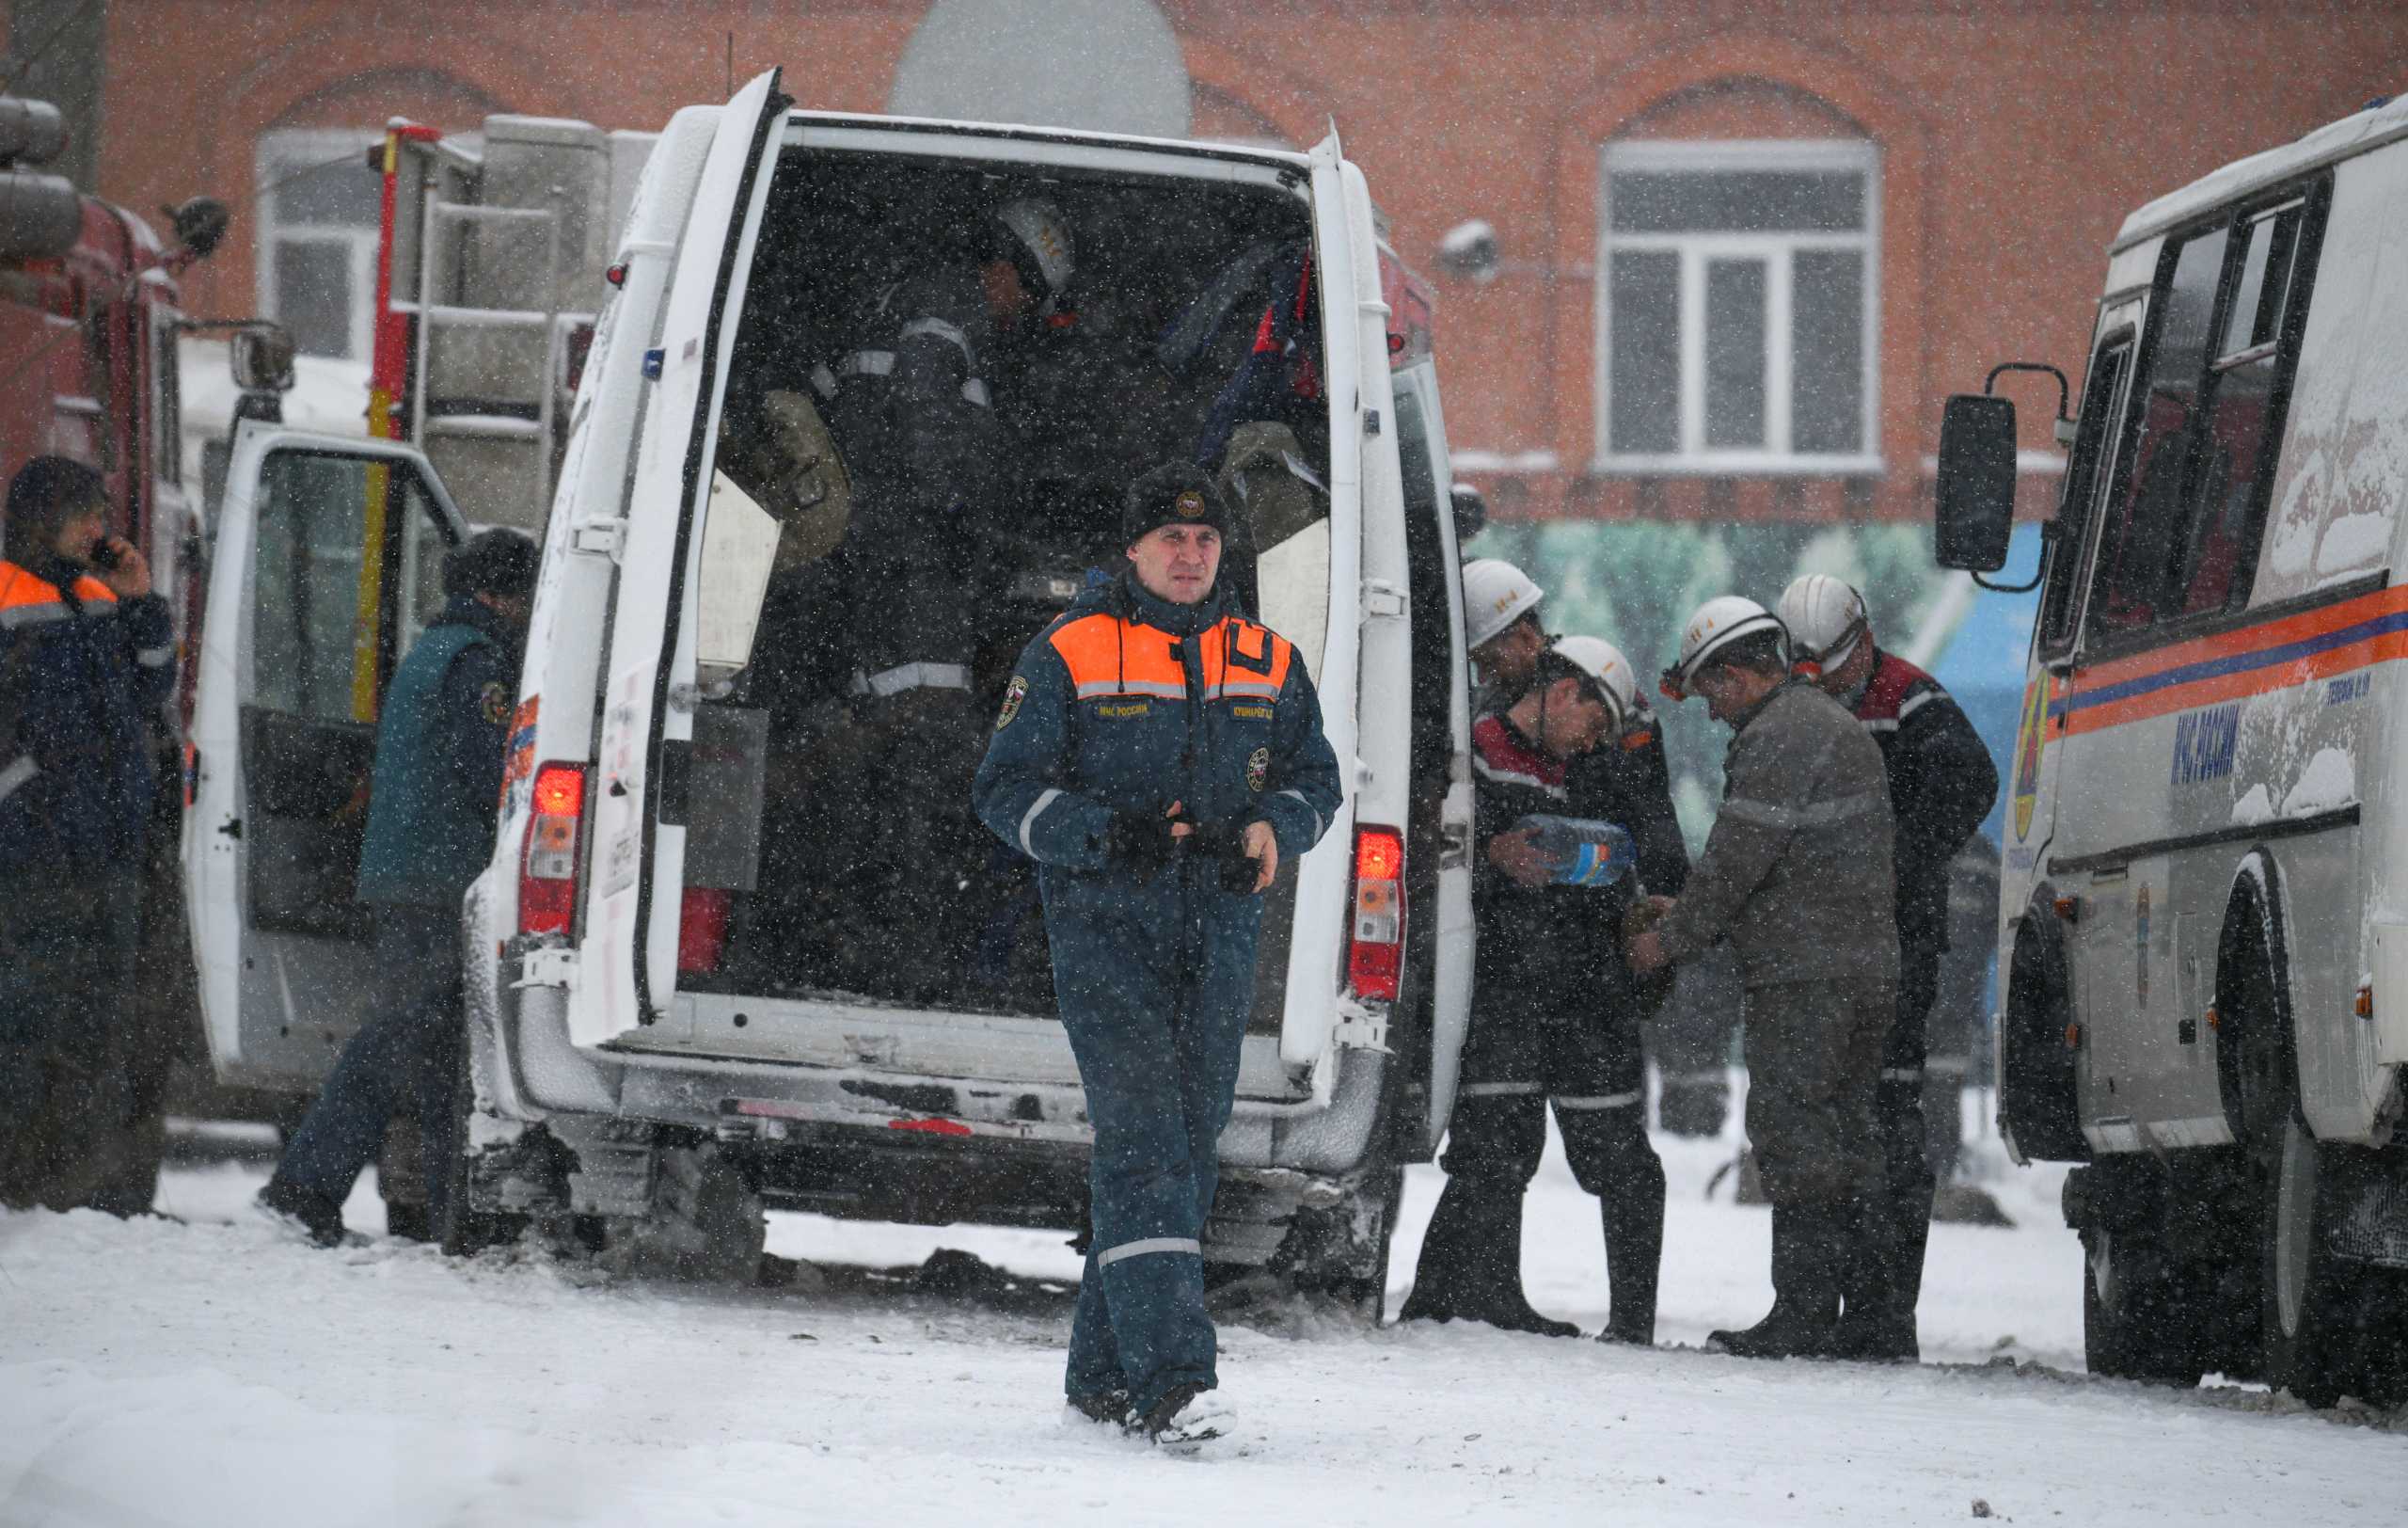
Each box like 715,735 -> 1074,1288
1272,1166 -> 1403,1322
437,1037 -> 533,1257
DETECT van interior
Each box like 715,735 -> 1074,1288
678,141 -> 1334,1022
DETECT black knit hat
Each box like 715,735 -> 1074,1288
5,455 -> 106,555
444,529 -> 540,598
1122,462 -> 1230,548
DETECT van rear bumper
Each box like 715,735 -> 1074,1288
466,929 -> 1390,1179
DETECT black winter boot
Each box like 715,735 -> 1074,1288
1597,1182 -> 1664,1346
1399,1179 -> 1578,1337
1832,1193 -> 1917,1362
1710,1202 -> 1842,1360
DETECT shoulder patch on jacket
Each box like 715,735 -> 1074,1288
1247,746 -> 1270,791
995,674 -> 1027,730
481,681 -> 512,725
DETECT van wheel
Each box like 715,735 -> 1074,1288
2081,1226 -> 2208,1387
437,1037 -> 531,1257
1275,1167 -> 1403,1323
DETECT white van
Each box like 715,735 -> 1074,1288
186,72 -> 1478,1303
1935,95 -> 2408,1404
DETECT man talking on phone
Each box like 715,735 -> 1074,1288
0,456 -> 176,1209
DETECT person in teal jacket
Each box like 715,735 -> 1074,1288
259,531 -> 536,1246
974,463 -> 1341,1442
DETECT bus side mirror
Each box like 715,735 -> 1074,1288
1935,393 -> 2018,572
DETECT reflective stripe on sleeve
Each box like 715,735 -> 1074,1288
1719,796 -> 1797,829
1470,755 -> 1567,800
1554,1090 -> 1644,1111
0,755 -> 36,804
135,645 -> 174,668
1897,690 -> 1939,720
961,378 -> 990,408
1459,1080 -> 1544,1097
1019,788 -> 1064,857
1881,1067 -> 1923,1084
1795,789 -> 1888,827
1274,788 -> 1323,841
1097,1235 -> 1202,1267
850,661 -> 971,697
0,600 -> 71,629
898,315 -> 975,366
1860,718 -> 1899,734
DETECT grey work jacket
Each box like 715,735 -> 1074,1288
1657,678 -> 1899,990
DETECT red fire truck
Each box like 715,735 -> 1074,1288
1,92 -> 233,1212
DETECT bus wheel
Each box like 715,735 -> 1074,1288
2258,1106 -> 2366,1407
2081,1225 -> 2207,1387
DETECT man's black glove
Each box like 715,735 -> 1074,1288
1190,820 -> 1267,894
1104,811 -> 1182,873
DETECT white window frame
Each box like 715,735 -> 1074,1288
253,129 -> 384,361
1593,138 -> 1882,475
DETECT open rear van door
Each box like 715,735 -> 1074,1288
1270,130 -> 1408,1078
577,69 -> 787,1043
182,426 -> 467,1089
1389,361 -> 1477,1151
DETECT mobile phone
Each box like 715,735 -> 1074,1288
90,536 -> 122,570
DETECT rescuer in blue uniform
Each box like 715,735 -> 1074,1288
257,530 -> 536,1246
973,463 -> 1342,1443
0,456 -> 176,1210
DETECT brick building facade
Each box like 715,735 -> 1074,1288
33,0 -> 2408,526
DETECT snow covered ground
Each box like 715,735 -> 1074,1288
6,1094 -> 2404,1526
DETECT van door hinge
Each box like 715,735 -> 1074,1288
1332,995 -> 1393,1054
1362,579 -> 1406,619
572,517 -> 625,558
515,945 -> 578,991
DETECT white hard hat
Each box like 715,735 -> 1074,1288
1662,595 -> 1788,700
994,198 -> 1075,297
1777,574 -> 1869,669
1462,558 -> 1545,648
1548,634 -> 1637,727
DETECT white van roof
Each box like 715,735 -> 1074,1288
2115,92 -> 2408,250
787,108 -> 1315,172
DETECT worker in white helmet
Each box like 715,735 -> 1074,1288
1778,574 -> 1997,1362
1459,558 -> 1549,710
1401,635 -> 1672,1344
1631,596 -> 1899,1360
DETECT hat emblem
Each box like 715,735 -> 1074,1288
1176,489 -> 1206,517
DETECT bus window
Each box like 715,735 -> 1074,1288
2037,336 -> 2132,655
2169,200 -> 2309,616
2085,227 -> 2226,638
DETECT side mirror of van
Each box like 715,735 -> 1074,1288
1935,394 -> 2018,572
1450,482 -> 1487,546
229,324 -> 297,394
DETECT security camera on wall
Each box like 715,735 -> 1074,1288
1437,218 -> 1499,284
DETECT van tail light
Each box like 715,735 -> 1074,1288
1348,825 -> 1406,1001
678,888 -> 731,973
518,763 -> 587,936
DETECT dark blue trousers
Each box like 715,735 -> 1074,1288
271,905 -> 464,1227
1046,874 -> 1258,1417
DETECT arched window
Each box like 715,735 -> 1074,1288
886,0 -> 1190,139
